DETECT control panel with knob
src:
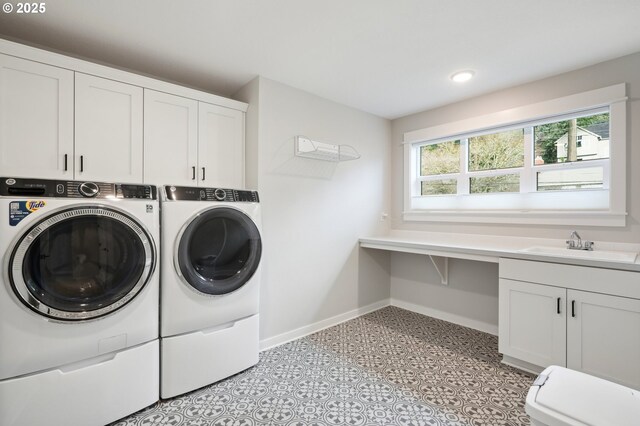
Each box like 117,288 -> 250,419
165,185 -> 260,203
78,182 -> 100,198
0,178 -> 156,199
214,188 -> 226,201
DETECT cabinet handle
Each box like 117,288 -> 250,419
64,154 -> 68,171
557,297 -> 561,314
571,300 -> 576,318
202,167 -> 206,181
80,155 -> 84,172
192,166 -> 196,180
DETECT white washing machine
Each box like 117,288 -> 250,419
0,177 -> 160,426
160,185 -> 262,398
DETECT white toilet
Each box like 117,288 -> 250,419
526,365 -> 640,426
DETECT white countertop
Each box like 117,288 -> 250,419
359,230 -> 640,272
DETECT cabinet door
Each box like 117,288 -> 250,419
567,290 -> 640,389
499,279 -> 566,368
0,54 -> 73,179
144,90 -> 198,186
198,102 -> 244,188
75,73 -> 143,183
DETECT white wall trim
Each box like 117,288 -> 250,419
259,299 -> 390,351
402,210 -> 627,227
390,298 -> 498,336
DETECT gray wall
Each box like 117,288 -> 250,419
389,52 -> 640,332
235,52 -> 640,340
390,255 -> 499,334
236,77 -> 392,345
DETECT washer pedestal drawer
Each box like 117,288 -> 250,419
161,314 -> 259,399
0,339 -> 159,426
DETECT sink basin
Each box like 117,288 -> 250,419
518,246 -> 638,264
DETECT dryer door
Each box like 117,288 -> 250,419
9,206 -> 156,321
176,206 -> 262,295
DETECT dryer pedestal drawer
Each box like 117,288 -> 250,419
0,339 -> 159,426
161,314 -> 259,399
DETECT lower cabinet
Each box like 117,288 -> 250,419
499,259 -> 640,390
567,290 -> 640,389
498,279 -> 566,368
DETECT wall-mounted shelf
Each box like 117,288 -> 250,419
294,136 -> 360,162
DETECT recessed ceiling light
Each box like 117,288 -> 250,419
450,70 -> 475,83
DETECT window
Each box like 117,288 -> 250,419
416,111 -> 608,196
403,84 -> 627,226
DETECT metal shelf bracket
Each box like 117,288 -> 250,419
428,255 -> 448,285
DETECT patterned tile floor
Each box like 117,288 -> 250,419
113,307 -> 534,426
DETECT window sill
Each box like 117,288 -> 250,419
402,210 -> 626,227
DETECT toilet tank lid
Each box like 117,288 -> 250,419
526,365 -> 640,426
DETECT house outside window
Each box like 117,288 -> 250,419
554,121 -> 609,163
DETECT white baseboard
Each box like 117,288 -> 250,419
391,298 -> 498,336
259,299 -> 390,351
501,355 -> 544,375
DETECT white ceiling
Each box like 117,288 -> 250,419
1,0 -> 640,119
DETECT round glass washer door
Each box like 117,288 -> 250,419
176,206 -> 262,296
9,206 -> 156,321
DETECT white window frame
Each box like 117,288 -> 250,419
403,84 -> 627,226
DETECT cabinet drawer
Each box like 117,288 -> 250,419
0,340 -> 158,426
160,314 -> 258,398
499,258 -> 640,299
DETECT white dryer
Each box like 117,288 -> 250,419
160,185 -> 262,398
0,177 -> 160,426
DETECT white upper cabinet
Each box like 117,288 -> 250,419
144,90 -> 245,188
198,102 -> 244,188
75,73 -> 143,183
144,90 -> 198,186
1,40 -> 246,186
0,55 -> 143,182
0,53 -> 74,179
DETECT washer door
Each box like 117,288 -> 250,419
176,206 -> 261,295
9,206 -> 156,321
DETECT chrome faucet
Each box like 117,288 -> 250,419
567,231 -> 582,249
566,231 -> 594,251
